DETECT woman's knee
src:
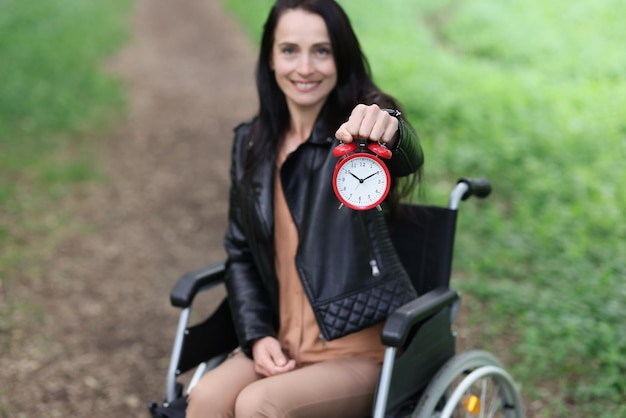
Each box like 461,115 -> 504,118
234,381 -> 282,418
186,351 -> 259,418
186,378 -> 235,418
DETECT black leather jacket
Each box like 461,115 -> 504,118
223,115 -> 424,354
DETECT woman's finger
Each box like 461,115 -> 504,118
380,114 -> 399,143
252,336 -> 296,376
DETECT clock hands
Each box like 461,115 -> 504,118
349,170 -> 379,183
362,171 -> 379,181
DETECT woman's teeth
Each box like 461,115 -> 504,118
295,82 -> 318,89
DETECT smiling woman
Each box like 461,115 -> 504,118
185,1 -> 423,417
270,9 -> 337,120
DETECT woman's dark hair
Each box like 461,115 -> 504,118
246,0 -> 419,207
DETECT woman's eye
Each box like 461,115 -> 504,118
317,47 -> 331,56
282,47 -> 296,55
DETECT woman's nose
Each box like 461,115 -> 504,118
297,55 -> 314,75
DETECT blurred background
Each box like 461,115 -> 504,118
1,0 -> 624,417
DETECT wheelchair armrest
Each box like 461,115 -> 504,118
381,287 -> 459,347
170,261 -> 226,308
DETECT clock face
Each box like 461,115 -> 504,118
332,153 -> 391,210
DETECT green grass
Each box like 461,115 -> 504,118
0,0 -> 131,328
0,1 -> 131,216
225,0 -> 625,416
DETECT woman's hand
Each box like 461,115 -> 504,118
335,104 -> 399,145
252,336 -> 296,377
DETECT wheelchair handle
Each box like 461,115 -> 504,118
448,178 -> 491,210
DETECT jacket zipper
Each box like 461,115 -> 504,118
369,259 -> 380,276
359,213 -> 381,277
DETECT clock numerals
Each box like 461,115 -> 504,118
333,153 -> 391,211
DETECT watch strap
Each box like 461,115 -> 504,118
382,108 -> 403,151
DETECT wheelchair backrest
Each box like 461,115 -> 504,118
390,204 -> 458,295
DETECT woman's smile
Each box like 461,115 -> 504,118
293,80 -> 321,91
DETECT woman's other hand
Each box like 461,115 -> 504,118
335,104 -> 399,145
252,336 -> 296,377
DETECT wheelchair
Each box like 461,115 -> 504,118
148,178 -> 525,418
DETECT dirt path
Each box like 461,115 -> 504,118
1,1 -> 256,416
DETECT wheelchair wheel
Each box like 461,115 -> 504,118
412,350 -> 524,418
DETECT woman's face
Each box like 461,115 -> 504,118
271,9 -> 337,116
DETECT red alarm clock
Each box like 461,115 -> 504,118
332,139 -> 392,211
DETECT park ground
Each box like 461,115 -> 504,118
1,1 -> 255,416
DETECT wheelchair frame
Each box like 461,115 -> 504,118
148,178 -> 524,418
